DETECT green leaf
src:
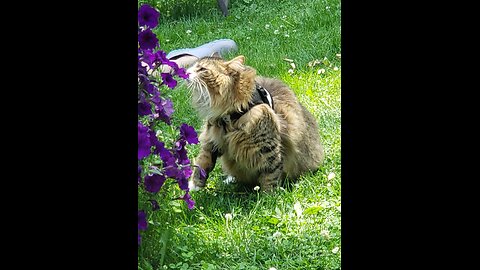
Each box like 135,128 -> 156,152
303,205 -> 323,215
267,217 -> 280,225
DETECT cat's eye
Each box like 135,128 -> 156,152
197,67 -> 207,72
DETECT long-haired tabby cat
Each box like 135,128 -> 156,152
186,54 -> 324,192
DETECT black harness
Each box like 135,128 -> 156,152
229,83 -> 274,121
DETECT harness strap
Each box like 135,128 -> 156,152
229,83 -> 274,121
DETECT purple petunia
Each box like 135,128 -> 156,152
176,146 -> 190,165
161,72 -> 177,89
153,140 -> 174,163
138,122 -> 151,160
155,98 -> 174,125
180,123 -> 199,144
175,166 -> 192,191
144,173 -> 166,193
176,67 -> 189,79
138,100 -> 152,116
144,83 -> 158,95
138,210 -> 148,231
138,29 -> 159,50
181,192 -> 195,209
164,164 -> 179,179
138,4 -> 160,28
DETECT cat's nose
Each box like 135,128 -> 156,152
186,67 -> 196,80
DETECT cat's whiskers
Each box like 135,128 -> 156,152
187,77 -> 213,119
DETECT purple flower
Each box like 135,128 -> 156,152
144,83 -> 158,95
138,101 -> 152,116
138,4 -> 160,28
138,210 -> 147,231
153,140 -> 171,160
138,61 -> 148,76
175,166 -> 192,191
148,128 -> 161,149
138,122 -> 151,160
181,192 -> 195,209
161,72 -> 177,89
138,29 -> 159,50
149,199 -> 160,211
140,49 -> 157,70
155,50 -> 169,64
155,98 -> 174,125
176,67 -> 189,79
162,99 -> 174,117
181,166 -> 193,180
180,123 -> 199,144
144,173 -> 166,193
176,146 -> 190,165
164,164 -> 179,179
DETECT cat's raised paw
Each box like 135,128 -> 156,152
188,180 -> 203,192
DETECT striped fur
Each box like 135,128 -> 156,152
186,55 -> 324,191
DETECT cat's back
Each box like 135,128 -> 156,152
255,76 -> 298,106
255,76 -> 324,176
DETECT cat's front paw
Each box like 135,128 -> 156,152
188,180 -> 204,192
189,165 -> 207,191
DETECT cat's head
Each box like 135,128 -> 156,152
186,54 -> 256,119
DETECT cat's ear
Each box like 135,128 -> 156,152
210,51 -> 222,59
225,55 -> 245,71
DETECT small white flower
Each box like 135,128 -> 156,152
265,24 -> 271,29
280,24 -> 284,28
284,33 -> 290,38
320,229 -> 330,238
166,39 -> 170,42
327,172 -> 335,180
326,6 -> 330,10
336,53 -> 341,59
253,186 -> 260,191
272,231 -> 282,238
327,183 -> 331,187
225,213 -> 233,221
186,29 -> 192,34
274,29 -> 280,35
288,69 -> 294,74
282,15 -> 287,19
317,68 -> 326,74
290,62 -> 296,69
269,268 -> 278,270
293,201 -> 302,217
333,66 -> 339,71
332,247 -> 340,254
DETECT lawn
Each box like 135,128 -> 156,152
138,0 -> 341,269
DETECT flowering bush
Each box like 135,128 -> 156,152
137,4 -> 203,245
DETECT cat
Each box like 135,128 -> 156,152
186,55 -> 324,191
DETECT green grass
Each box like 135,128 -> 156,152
139,0 -> 341,269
